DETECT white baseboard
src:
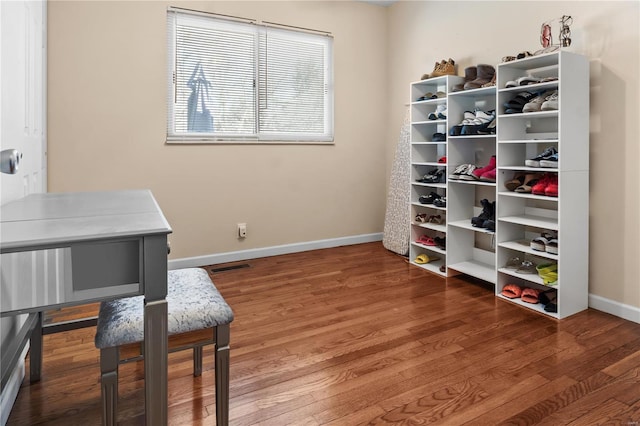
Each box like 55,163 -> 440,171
0,345 -> 28,426
168,233 -> 383,270
589,294 -> 640,324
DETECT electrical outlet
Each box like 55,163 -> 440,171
238,223 -> 247,238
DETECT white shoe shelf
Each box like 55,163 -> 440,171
408,51 -> 589,319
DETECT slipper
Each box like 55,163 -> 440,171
536,263 -> 558,285
501,284 -> 522,299
416,236 -> 436,246
504,172 -> 526,191
521,288 -> 541,304
414,254 -> 440,264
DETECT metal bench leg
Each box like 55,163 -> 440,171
215,324 -> 230,426
29,312 -> 43,383
100,346 -> 119,426
193,346 -> 203,377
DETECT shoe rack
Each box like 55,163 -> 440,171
409,75 -> 462,276
495,50 -> 589,319
408,50 -> 589,319
446,85 -> 497,283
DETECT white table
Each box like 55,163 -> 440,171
0,190 -> 172,425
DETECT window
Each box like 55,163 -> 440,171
167,8 -> 334,143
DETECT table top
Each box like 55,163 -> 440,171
0,190 -> 172,252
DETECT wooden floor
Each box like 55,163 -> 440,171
7,242 -> 640,425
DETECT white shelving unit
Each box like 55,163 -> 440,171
407,51 -> 589,320
446,86 -> 497,283
409,75 -> 462,277
495,51 -> 589,319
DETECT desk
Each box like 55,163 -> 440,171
0,190 -> 172,425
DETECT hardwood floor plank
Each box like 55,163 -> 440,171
7,242 -> 640,425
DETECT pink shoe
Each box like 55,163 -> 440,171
472,155 -> 496,179
479,168 -> 496,182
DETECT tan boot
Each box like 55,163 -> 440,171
431,58 -> 456,77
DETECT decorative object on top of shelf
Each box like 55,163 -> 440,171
540,15 -> 573,49
463,64 -> 495,90
559,15 -> 573,47
451,66 -> 477,92
425,58 -> 457,78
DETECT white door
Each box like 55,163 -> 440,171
0,1 -> 46,424
0,0 -> 47,203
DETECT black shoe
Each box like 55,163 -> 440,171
471,199 -> 494,227
433,236 -> 446,250
482,219 -> 495,232
433,197 -> 447,208
432,132 -> 446,142
419,192 -> 441,204
416,169 -> 444,183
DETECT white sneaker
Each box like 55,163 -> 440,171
541,90 -> 559,111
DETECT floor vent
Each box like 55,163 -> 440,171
209,263 -> 250,273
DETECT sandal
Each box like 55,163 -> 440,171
514,174 -> 542,194
504,172 -> 526,192
531,232 -> 554,252
415,213 -> 428,223
521,288 -> 541,304
501,283 -> 522,299
427,214 -> 443,224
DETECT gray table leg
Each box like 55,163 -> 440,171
29,312 -> 43,383
143,234 -> 168,425
215,324 -> 231,426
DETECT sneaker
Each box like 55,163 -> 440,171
461,110 -> 495,135
531,173 -> 556,196
540,90 -> 559,111
545,174 -> 559,197
458,165 -> 478,180
539,152 -> 558,168
428,104 -> 446,120
522,90 -> 557,113
448,164 -> 469,180
525,146 -> 557,167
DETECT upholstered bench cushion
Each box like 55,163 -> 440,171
95,268 -> 233,349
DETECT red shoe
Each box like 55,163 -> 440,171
545,174 -> 558,197
479,168 -> 496,182
472,155 -> 496,179
532,173 -> 552,195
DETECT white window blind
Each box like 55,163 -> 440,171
167,8 -> 334,143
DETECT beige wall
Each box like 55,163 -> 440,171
48,1 -> 640,311
47,1 -> 388,257
387,1 -> 640,310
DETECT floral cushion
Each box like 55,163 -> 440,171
95,268 -> 233,349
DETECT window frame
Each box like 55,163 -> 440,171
166,8 -> 334,144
